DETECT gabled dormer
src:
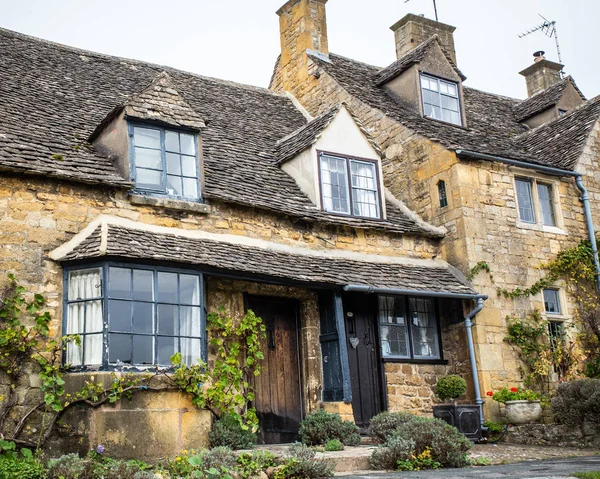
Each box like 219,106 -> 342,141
90,71 -> 206,202
374,15 -> 467,127
275,104 -> 387,220
515,53 -> 586,128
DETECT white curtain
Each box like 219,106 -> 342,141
180,276 -> 201,365
67,269 -> 103,366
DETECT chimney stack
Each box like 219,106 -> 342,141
390,14 -> 457,65
519,51 -> 563,97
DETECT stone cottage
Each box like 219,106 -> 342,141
270,0 -> 600,420
0,24 -> 485,456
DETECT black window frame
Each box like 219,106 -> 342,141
63,262 -> 207,371
317,150 -> 383,220
377,295 -> 444,362
437,180 -> 448,208
543,288 -> 562,315
128,122 -> 202,201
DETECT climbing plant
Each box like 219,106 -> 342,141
0,275 -> 265,449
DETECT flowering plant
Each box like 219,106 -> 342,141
485,387 -> 541,404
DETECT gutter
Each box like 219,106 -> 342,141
456,149 -> 600,292
344,285 -> 488,432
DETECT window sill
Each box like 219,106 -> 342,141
129,194 -> 210,214
382,358 -> 448,365
516,221 -> 567,236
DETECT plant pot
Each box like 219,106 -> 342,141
505,400 -> 542,425
432,404 -> 482,441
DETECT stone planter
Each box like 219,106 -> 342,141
432,404 -> 482,441
505,400 -> 542,425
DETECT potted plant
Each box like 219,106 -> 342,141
432,375 -> 482,440
486,387 -> 542,425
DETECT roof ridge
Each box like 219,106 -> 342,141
0,26 -> 290,100
462,85 -> 520,102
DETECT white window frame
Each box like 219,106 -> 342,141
513,173 -> 565,234
420,73 -> 462,126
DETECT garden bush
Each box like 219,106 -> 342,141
0,451 -> 46,479
435,375 -> 467,402
324,439 -> 344,451
47,452 -> 151,479
274,443 -> 333,479
236,450 -> 277,478
298,410 -> 360,446
552,378 -> 600,428
209,413 -> 257,450
369,415 -> 471,470
47,453 -> 88,479
194,447 -> 238,471
367,411 -> 415,443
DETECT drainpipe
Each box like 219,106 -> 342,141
575,176 -> 600,292
456,149 -> 600,291
464,297 -> 486,431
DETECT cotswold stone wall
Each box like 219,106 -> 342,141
274,56 -> 600,419
504,423 -> 600,449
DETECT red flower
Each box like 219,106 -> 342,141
510,387 -> 518,393
486,391 -> 494,397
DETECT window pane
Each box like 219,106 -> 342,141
445,82 -> 458,96
134,147 -> 162,169
165,131 -> 180,153
180,306 -> 201,337
537,183 -> 556,227
423,89 -> 439,106
158,336 -> 177,365
67,304 -> 85,334
438,181 -> 448,208
158,304 -> 179,335
516,179 -> 535,223
132,269 -> 153,301
109,334 -> 132,364
378,296 -> 409,358
320,155 -> 350,214
167,175 -> 183,196
133,335 -> 153,365
109,267 -> 131,299
136,168 -> 162,190
134,127 -> 160,149
133,302 -> 153,334
180,275 -> 200,305
181,338 -> 201,365
427,78 -> 438,91
441,96 -> 459,112
182,178 -> 198,199
85,300 -> 104,333
166,153 -> 182,175
84,334 -> 103,365
180,134 -> 195,156
157,272 -> 178,303
181,155 -> 197,177
544,289 -> 561,315
68,269 -> 102,301
109,300 -> 131,332
408,298 -> 440,358
420,76 -> 429,89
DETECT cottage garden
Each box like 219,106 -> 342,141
0,236 -> 599,478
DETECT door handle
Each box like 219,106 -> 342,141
267,323 -> 275,350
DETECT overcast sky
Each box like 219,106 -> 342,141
1,0 -> 598,100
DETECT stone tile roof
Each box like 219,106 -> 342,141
51,217 -> 474,294
513,76 -> 586,122
309,51 -> 600,172
373,36 -> 466,86
274,103 -> 384,165
0,28 -> 437,237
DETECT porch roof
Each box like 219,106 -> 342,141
49,216 -> 475,295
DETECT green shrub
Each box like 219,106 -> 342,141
552,378 -> 600,428
237,450 -> 277,478
435,375 -> 467,402
369,415 -> 471,470
367,411 -> 415,443
209,413 -> 257,450
397,447 -> 441,471
274,443 -> 333,479
324,439 -> 344,451
47,453 -> 88,479
0,453 -> 46,479
133,472 -> 157,479
194,447 -> 238,471
298,410 -> 360,446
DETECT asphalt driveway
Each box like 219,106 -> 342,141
340,455 -> 600,478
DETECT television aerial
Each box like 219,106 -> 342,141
404,0 -> 439,22
518,14 -> 563,65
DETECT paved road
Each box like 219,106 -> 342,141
341,455 -> 600,478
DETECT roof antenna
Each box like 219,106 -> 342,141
518,14 -> 564,76
404,0 -> 439,22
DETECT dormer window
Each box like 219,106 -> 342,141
318,152 -> 381,219
131,124 -> 200,200
420,74 -> 461,126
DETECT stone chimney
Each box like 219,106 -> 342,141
271,0 -> 328,98
390,14 -> 457,65
519,51 -> 564,97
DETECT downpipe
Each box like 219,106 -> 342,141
465,297 -> 486,435
575,176 -> 600,292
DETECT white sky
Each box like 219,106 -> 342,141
1,0 -> 598,100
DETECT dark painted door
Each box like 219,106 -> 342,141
246,296 -> 302,444
344,294 -> 382,430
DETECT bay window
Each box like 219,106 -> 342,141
65,264 -> 205,369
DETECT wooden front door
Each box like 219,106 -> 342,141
344,294 -> 383,430
246,296 -> 303,444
